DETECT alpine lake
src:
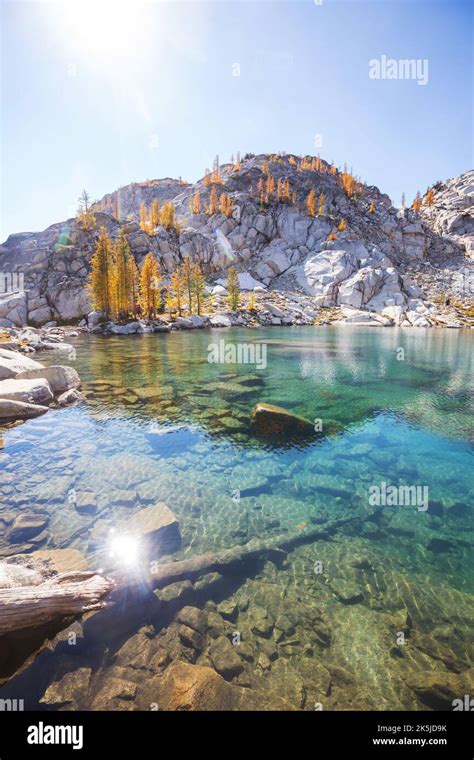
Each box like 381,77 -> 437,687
0,325 -> 472,711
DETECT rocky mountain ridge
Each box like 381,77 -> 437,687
0,156 -> 472,328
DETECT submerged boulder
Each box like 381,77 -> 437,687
137,660 -> 293,711
250,402 -> 315,438
129,502 -> 181,555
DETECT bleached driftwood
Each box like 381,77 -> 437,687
0,569 -> 114,635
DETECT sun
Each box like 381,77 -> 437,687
52,0 -> 146,62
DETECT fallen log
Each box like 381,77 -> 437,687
150,514 -> 357,589
0,569 -> 115,635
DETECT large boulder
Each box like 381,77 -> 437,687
0,377 -> 54,405
16,365 -> 81,393
138,660 -> 293,711
0,398 -> 49,419
0,348 -> 44,380
250,403 -> 315,438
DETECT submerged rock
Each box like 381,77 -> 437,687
250,403 -> 315,438
129,502 -> 181,555
7,514 -> 49,543
209,636 -> 244,679
40,668 -> 92,707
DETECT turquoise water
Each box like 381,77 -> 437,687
0,326 -> 473,710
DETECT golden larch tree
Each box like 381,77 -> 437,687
424,188 -> 435,206
318,193 -> 326,216
182,257 -> 194,313
128,255 -> 139,316
192,262 -> 206,315
170,266 -> 185,316
206,186 -> 218,215
111,231 -> 133,320
88,227 -> 113,319
160,201 -> 178,232
307,189 -> 317,217
189,192 -> 201,214
150,198 -> 160,228
338,218 -> 346,232
139,202 -> 149,232
412,191 -> 422,212
139,253 -> 161,319
227,266 -> 240,311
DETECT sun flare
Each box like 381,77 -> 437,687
53,0 -> 146,61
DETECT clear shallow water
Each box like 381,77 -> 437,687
0,326 -> 473,710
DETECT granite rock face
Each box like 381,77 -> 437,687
1,156 -> 471,326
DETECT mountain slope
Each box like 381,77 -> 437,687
0,155 -> 472,327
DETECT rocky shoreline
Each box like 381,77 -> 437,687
0,325 -> 83,423
86,281 -> 472,335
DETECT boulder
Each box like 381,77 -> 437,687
139,660 -> 293,711
0,348 -> 44,380
250,403 -> 315,438
16,365 -> 81,394
0,377 -> 54,405
128,502 -> 181,555
209,314 -> 232,327
110,322 -> 141,335
40,668 -> 92,707
7,514 -> 49,543
32,548 -> 89,573
0,398 -> 49,419
209,636 -> 244,679
57,388 -> 81,406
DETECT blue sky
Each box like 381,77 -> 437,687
1,0 -> 472,239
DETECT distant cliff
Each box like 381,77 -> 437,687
0,155 -> 472,327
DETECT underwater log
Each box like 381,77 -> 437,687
150,515 -> 355,589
